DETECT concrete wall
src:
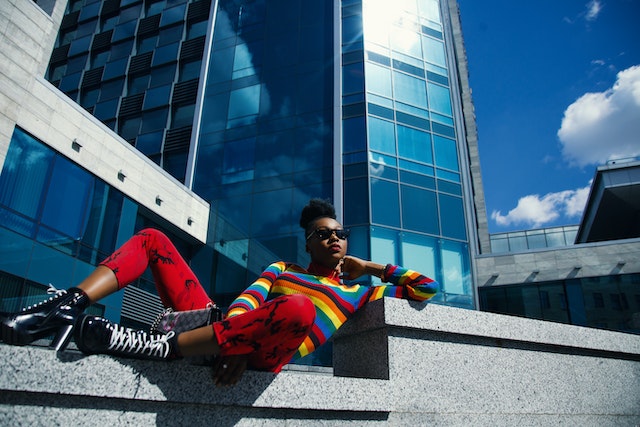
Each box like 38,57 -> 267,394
1,298 -> 638,425
475,238 -> 640,287
0,0 -> 210,242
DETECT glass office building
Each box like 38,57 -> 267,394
1,0 -> 482,363
190,0 -> 476,308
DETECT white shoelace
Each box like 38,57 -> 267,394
108,324 -> 175,358
24,284 -> 66,310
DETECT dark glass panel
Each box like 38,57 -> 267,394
401,185 -> 438,234
438,193 -> 467,240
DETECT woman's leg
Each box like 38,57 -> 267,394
99,228 -> 213,311
211,294 -> 316,372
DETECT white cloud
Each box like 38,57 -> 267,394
491,184 -> 591,228
557,64 -> 640,167
585,0 -> 603,21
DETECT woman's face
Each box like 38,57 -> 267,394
305,217 -> 348,269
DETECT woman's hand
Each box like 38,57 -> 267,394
339,256 -> 385,281
212,354 -> 249,387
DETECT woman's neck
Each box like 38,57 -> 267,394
307,261 -> 340,281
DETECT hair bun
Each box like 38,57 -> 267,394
299,198 -> 336,230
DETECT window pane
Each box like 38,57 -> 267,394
441,240 -> 469,295
371,227 -> 398,269
41,156 -> 93,239
228,84 -> 261,119
401,185 -> 438,234
368,116 -> 396,155
390,27 -> 421,58
439,193 -> 466,240
0,129 -> 53,218
365,62 -> 392,97
371,178 -> 400,227
433,135 -> 458,171
427,82 -> 452,116
422,36 -> 446,67
397,124 -> 432,164
393,71 -> 427,108
401,233 -> 438,279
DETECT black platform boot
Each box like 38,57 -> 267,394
1,286 -> 90,351
74,314 -> 179,361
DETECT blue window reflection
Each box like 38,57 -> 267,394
0,130 -> 53,219
422,36 -> 446,68
397,124 -> 432,164
41,156 -> 92,239
371,178 -> 400,227
427,82 -> 452,116
401,185 -> 439,235
368,116 -> 396,155
439,194 -> 467,240
433,135 -> 459,171
228,84 -> 260,121
366,62 -> 392,97
393,71 -> 428,109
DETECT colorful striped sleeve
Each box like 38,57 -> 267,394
225,261 -> 286,318
368,264 -> 438,302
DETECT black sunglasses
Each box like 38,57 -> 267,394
306,227 -> 350,241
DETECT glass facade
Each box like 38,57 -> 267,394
47,0 -> 212,182
192,0 -> 336,295
0,127 -> 196,323
479,273 -> 640,335
342,0 -> 473,307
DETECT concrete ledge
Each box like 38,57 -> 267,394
2,298 -> 639,425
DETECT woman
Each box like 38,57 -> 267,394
1,199 -> 438,385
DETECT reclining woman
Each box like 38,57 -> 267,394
1,199 -> 438,385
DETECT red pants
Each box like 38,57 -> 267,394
100,228 -> 315,371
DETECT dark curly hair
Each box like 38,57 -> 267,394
299,198 -> 336,232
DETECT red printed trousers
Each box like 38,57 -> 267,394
100,228 -> 315,371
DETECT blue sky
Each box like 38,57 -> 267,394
456,0 -> 640,233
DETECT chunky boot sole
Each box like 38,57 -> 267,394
0,287 -> 88,351
75,314 -> 177,361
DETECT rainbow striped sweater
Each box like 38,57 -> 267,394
226,261 -> 438,361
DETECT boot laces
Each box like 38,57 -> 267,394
23,284 -> 67,311
109,324 -> 174,358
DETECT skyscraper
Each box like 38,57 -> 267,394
0,0 -> 486,355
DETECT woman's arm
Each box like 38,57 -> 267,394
225,261 -> 286,318
340,256 -> 438,302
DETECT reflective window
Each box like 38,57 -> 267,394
41,157 -> 92,239
228,84 -> 260,121
152,42 -> 180,67
143,84 -> 172,110
401,233 -> 438,279
390,27 -> 422,58
422,36 -> 446,67
365,62 -> 392,97
401,185 -> 438,234
441,239 -> 469,295
343,62 -> 365,95
0,131 -> 53,219
160,4 -> 187,27
397,124 -> 432,164
140,108 -> 169,132
368,116 -> 396,155
343,117 -> 366,153
433,134 -> 458,171
393,71 -> 427,109
371,178 -> 400,227
439,193 -> 466,240
427,82 -> 452,116
222,138 -> 255,183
